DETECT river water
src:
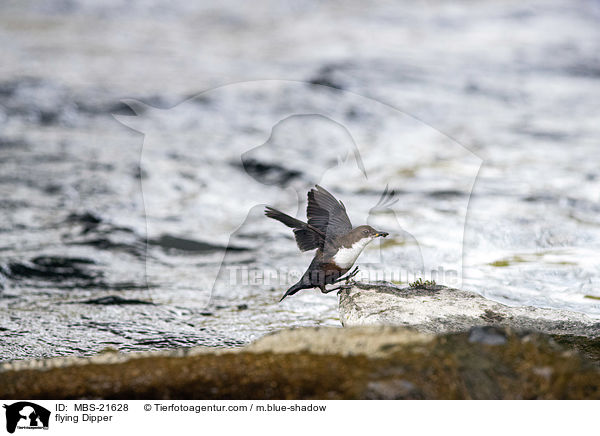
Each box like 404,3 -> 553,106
1,0 -> 599,361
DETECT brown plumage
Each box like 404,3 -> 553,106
265,185 -> 388,301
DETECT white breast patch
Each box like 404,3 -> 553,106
332,237 -> 375,269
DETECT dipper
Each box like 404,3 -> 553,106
265,185 -> 388,301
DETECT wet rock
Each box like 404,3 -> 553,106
1,326 -> 599,400
339,282 -> 600,339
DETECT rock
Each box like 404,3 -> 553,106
364,379 -> 423,400
468,326 -> 507,345
339,282 -> 600,339
1,326 -> 599,399
245,326 -> 432,357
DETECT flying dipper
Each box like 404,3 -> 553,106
265,185 -> 388,301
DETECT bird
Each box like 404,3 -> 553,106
265,185 -> 389,301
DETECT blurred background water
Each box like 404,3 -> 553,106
1,0 -> 599,361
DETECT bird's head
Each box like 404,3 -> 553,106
352,225 -> 389,241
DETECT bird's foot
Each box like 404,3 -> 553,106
332,266 -> 360,284
345,266 -> 360,282
321,284 -> 353,294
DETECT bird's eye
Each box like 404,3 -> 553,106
363,229 -> 369,235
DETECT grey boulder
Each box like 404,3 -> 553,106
339,282 -> 600,338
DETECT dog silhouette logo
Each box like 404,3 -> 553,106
3,402 -> 50,434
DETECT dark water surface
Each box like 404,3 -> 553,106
1,0 -> 600,361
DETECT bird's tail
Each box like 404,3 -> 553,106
265,206 -> 306,229
265,206 -> 325,252
279,281 -> 308,302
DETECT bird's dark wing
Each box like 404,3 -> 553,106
306,185 -> 352,239
265,206 -> 325,251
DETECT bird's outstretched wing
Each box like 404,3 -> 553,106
265,206 -> 325,252
307,185 -> 353,240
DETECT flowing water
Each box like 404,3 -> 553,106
1,0 -> 600,361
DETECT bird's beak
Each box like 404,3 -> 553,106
375,231 -> 389,238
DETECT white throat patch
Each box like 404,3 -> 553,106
332,236 -> 375,269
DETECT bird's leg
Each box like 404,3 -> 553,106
321,283 -> 353,294
332,266 -> 360,284
345,266 -> 360,283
